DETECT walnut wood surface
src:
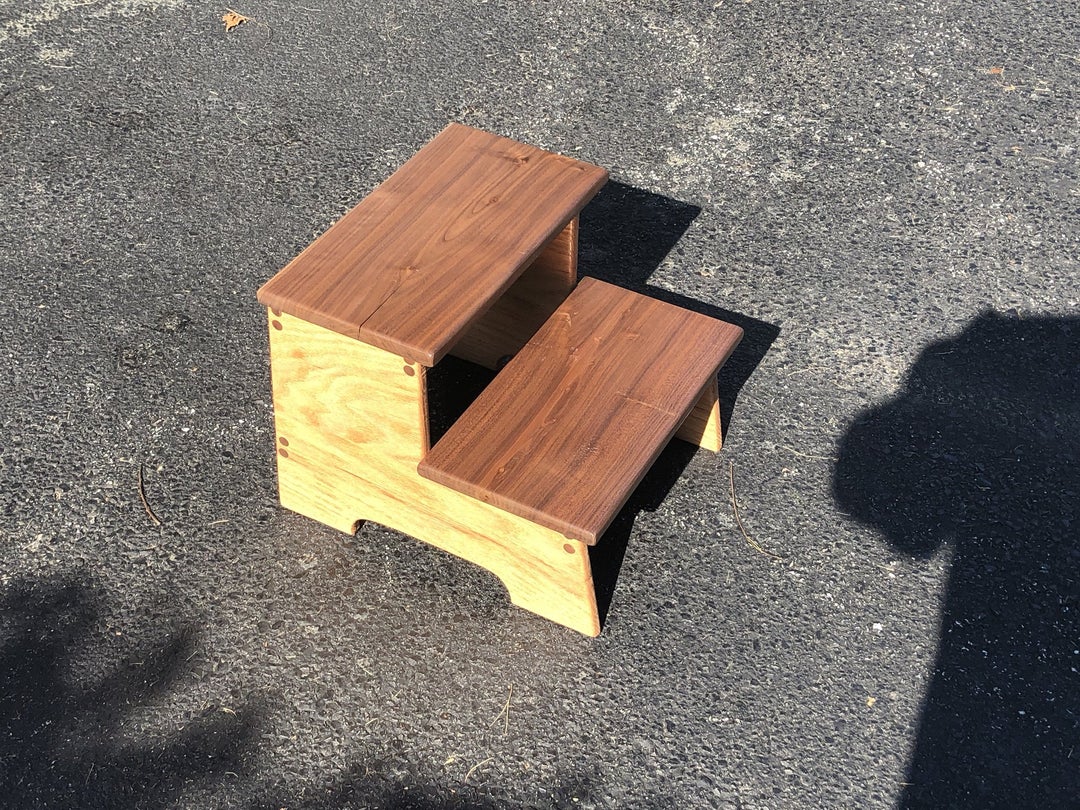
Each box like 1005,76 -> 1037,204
418,278 -> 744,545
257,123 -> 608,366
450,218 -> 578,369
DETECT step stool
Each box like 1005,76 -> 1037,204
257,123 -> 743,636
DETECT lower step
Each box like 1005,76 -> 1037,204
418,277 -> 744,545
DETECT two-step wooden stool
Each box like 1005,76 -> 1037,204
257,124 -> 743,636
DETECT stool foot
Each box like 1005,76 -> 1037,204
277,462 -> 363,536
498,538 -> 600,636
676,375 -> 724,451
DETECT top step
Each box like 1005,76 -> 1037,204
417,278 -> 744,545
257,124 -> 608,366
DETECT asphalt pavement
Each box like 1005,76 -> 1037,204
1,1 -> 1077,808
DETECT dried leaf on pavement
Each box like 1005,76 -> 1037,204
222,9 -> 249,32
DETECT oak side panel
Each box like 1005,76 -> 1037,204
266,309 -> 600,636
675,376 -> 723,452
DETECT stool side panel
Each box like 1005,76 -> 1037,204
450,217 -> 579,369
266,309 -> 600,636
675,376 -> 724,452
268,310 -> 430,485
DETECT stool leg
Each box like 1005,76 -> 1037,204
381,494 -> 600,636
497,537 -> 600,637
676,375 -> 723,451
275,455 -> 364,536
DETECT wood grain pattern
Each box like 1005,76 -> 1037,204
257,123 -> 607,367
449,217 -> 578,369
267,309 -> 601,636
417,278 -> 744,545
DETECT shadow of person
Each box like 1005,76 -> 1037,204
832,310 -> 1080,807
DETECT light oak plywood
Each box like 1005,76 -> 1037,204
267,309 -> 600,636
676,376 -> 723,452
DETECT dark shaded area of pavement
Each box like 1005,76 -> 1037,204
834,312 -> 1080,807
0,576 -> 256,809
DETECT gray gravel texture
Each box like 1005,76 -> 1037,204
1,1 -> 1078,808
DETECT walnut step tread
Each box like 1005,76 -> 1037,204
256,123 -> 608,366
417,278 -> 744,545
